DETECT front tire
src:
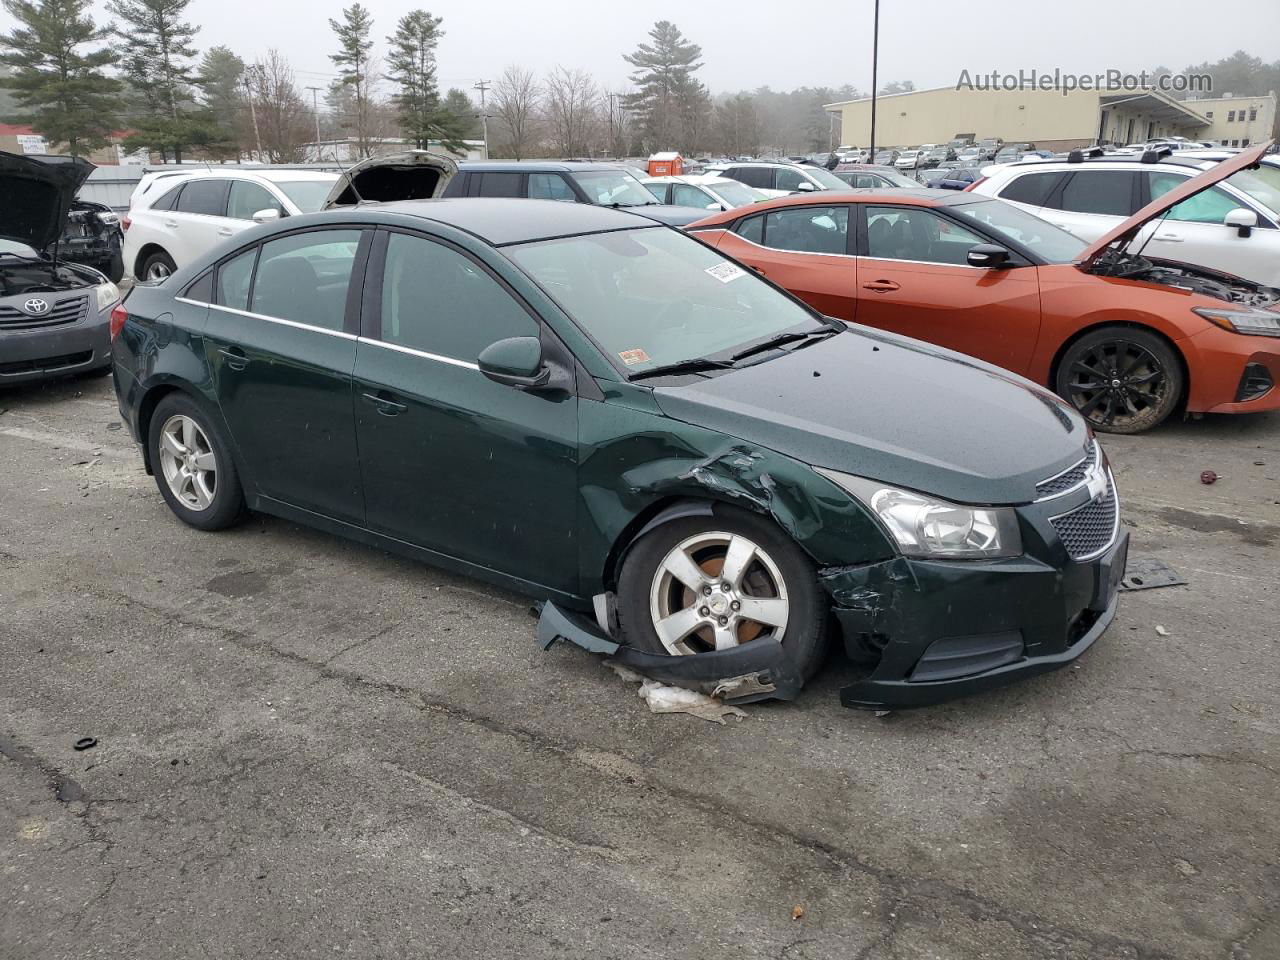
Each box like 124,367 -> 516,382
148,393 -> 244,530
615,505 -> 829,681
1055,326 -> 1182,434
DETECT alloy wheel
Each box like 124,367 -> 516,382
648,531 -> 790,655
158,414 -> 217,511
146,261 -> 172,281
1063,338 -> 1169,430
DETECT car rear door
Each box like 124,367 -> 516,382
1135,170 -> 1280,286
713,205 -> 860,321
201,227 -> 369,524
1037,169 -> 1140,241
852,203 -> 1042,375
351,228 -> 580,596
169,178 -> 233,267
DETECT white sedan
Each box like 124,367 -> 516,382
642,174 -> 769,211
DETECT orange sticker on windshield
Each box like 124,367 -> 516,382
618,349 -> 650,366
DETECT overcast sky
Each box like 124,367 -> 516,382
55,0 -> 1280,99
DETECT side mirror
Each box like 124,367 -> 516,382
794,181 -> 816,192
967,244 -> 1012,269
478,336 -> 550,389
1224,207 -> 1258,238
252,208 -> 282,224
706,202 -> 723,210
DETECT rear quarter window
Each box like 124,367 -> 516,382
998,171 -> 1066,207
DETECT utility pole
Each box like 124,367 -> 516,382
869,0 -> 880,158
242,70 -> 263,162
306,86 -> 324,161
473,80 -> 491,159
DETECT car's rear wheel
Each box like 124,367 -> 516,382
148,394 -> 244,530
140,250 -> 176,282
1055,327 -> 1182,434
615,506 -> 828,681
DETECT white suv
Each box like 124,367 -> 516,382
970,151 -> 1280,286
122,169 -> 339,281
703,161 -> 852,197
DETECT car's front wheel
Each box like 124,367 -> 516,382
148,393 -> 245,530
1055,326 -> 1182,434
615,506 -> 829,681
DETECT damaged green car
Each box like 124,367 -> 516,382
111,195 -> 1127,709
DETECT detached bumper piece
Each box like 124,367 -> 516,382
535,601 -> 804,705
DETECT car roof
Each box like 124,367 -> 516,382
987,156 -> 1216,177
692,189 -> 978,227
707,160 -> 805,168
364,197 -> 655,246
455,160 -> 625,174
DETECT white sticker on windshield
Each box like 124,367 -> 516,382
705,262 -> 746,283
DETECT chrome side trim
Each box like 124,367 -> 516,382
355,336 -> 480,371
173,297 -> 208,308
727,231 -> 855,260
207,302 -> 358,340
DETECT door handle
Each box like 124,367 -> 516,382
862,280 -> 901,292
749,265 -> 767,275
1155,232 -> 1183,241
362,392 -> 407,416
164,219 -> 178,229
217,227 -> 234,237
217,347 -> 248,371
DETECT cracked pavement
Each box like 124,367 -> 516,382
2,373 -> 1278,960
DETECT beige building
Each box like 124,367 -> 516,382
825,85 -> 1277,152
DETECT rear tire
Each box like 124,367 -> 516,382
1055,326 -> 1182,434
140,250 -> 176,283
615,505 -> 829,681
147,393 -> 244,530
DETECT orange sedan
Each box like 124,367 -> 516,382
689,142 -> 1280,433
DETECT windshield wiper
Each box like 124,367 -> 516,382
609,200 -> 659,207
628,357 -> 735,381
729,327 -> 837,363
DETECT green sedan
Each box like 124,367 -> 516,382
110,198 -> 1127,709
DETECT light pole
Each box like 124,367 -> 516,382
869,0 -> 880,158
306,86 -> 323,161
473,80 -> 491,159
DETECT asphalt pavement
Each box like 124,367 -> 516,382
1,371 -> 1277,960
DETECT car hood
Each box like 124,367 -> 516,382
322,150 -> 457,208
1077,139 -> 1274,270
0,151 -> 95,251
652,327 -> 1090,505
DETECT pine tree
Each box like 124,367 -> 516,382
0,0 -> 122,155
623,21 -> 704,151
329,2 -> 376,158
443,87 -> 480,139
195,45 -> 245,159
108,0 -> 200,161
384,10 -> 466,152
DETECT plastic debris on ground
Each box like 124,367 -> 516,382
1155,625 -> 1171,637
1120,556 -> 1187,592
605,661 -> 747,724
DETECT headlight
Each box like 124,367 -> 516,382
816,468 -> 1022,559
1192,306 -> 1280,338
95,281 -> 121,311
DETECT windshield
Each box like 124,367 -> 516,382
953,199 -> 1087,263
274,179 -> 338,213
506,227 -> 822,374
571,170 -> 659,206
804,166 -> 854,190
707,179 -> 763,206
1226,167 -> 1280,215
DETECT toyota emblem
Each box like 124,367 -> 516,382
22,298 -> 51,316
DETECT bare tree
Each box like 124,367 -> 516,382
543,66 -> 599,157
251,50 -> 312,163
490,65 -> 541,159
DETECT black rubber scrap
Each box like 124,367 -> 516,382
73,737 -> 97,751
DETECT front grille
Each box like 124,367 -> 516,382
1051,483 -> 1118,561
0,295 -> 89,330
1036,442 -> 1098,500
0,350 -> 93,376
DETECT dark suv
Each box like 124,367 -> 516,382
441,161 -> 708,226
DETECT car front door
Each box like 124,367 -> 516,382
714,205 -> 860,321
853,204 -> 1042,374
202,227 -> 368,524
351,229 -> 579,596
1136,171 -> 1280,286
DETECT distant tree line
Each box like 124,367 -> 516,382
0,3 -> 1275,162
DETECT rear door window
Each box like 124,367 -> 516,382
761,206 -> 849,254
728,167 -> 774,190
477,173 -> 523,197
1052,171 -> 1138,216
175,179 -> 230,217
249,230 -> 362,331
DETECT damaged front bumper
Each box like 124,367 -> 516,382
828,531 -> 1129,709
